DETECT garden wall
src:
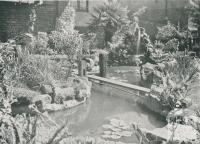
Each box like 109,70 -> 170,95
121,0 -> 188,39
138,94 -> 170,117
0,2 -> 31,42
90,79 -> 169,117
0,0 -> 188,42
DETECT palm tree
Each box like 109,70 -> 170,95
88,0 -> 129,49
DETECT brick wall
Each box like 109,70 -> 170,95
120,0 -> 188,38
35,1 -> 65,33
0,2 -> 31,42
0,0 -> 188,42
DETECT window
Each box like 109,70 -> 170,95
76,0 -> 89,12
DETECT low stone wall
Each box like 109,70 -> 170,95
138,94 -> 170,117
90,79 -> 169,117
12,76 -> 92,114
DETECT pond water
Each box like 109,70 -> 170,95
50,83 -> 166,143
108,66 -> 151,88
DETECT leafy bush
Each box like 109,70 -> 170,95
49,5 -> 82,78
89,0 -> 146,66
156,23 -> 178,42
156,22 -> 186,45
0,41 -> 20,144
88,0 -> 130,50
34,32 -> 54,55
49,30 -> 82,61
164,38 -> 179,53
18,54 -> 67,89
159,55 -> 199,109
55,6 -> 75,31
15,33 -> 36,53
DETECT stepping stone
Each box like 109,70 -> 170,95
103,131 -> 112,135
119,121 -> 127,127
102,134 -> 121,140
121,131 -> 132,137
102,134 -> 111,139
120,125 -> 130,130
110,121 -> 120,127
110,127 -> 122,132
110,134 -> 121,139
102,124 -> 114,130
112,131 -> 122,136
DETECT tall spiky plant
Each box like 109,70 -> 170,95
88,0 -> 130,49
49,5 -> 83,79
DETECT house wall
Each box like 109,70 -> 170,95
35,1 -> 59,33
120,0 -> 188,39
0,2 -> 31,42
0,0 -> 188,41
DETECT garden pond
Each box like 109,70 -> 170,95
50,82 -> 166,143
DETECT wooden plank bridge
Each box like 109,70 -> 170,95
87,75 -> 150,95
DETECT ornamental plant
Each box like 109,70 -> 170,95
89,0 -> 147,66
49,5 -> 83,78
88,0 -> 129,49
156,23 -> 178,42
34,32 -> 52,55
107,6 -> 147,66
160,55 -> 199,109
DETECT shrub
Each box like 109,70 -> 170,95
12,87 -> 40,104
18,54 -> 68,89
160,55 -> 199,109
33,32 -> 53,55
164,38 -> 179,53
156,23 -> 178,42
49,30 -> 82,60
56,6 -> 75,31
49,5 -> 82,78
89,0 -> 130,50
15,33 -> 36,53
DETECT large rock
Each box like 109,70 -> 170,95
180,98 -> 192,108
151,124 -> 198,143
13,87 -> 40,105
72,77 -> 92,94
133,123 -> 198,144
79,89 -> 91,98
150,84 -> 164,96
52,77 -> 92,104
139,94 -> 170,116
40,84 -> 53,94
32,94 -> 52,104
54,87 -> 75,104
30,94 -> 51,112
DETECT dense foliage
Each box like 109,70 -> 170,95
49,5 -> 83,78
0,5 -> 84,144
141,23 -> 199,110
88,0 -> 129,49
88,0 -> 147,66
188,0 -> 200,35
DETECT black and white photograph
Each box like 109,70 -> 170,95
0,0 -> 199,143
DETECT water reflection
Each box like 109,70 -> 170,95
50,84 -> 166,143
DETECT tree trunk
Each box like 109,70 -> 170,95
66,63 -> 73,80
99,53 -> 107,77
78,59 -> 83,77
